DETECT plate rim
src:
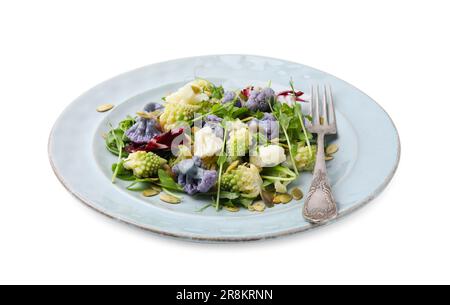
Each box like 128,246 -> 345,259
48,54 -> 401,242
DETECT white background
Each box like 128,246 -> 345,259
1,0 -> 449,285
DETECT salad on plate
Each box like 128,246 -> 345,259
104,79 -> 337,212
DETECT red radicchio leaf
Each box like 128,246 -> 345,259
277,90 -> 306,102
124,128 -> 185,153
241,86 -> 254,99
145,127 -> 184,151
277,90 -> 304,97
124,142 -> 148,153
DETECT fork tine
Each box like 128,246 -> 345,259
326,85 -> 336,126
322,85 -> 328,125
314,85 -> 320,125
308,85 -> 314,125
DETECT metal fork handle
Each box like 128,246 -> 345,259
303,133 -> 338,223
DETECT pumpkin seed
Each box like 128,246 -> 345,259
150,184 -> 162,192
251,201 -> 266,212
96,104 -> 114,112
291,188 -> 304,200
326,144 -> 339,155
260,190 -> 275,208
273,193 -> 293,204
142,189 -> 159,197
325,155 -> 334,161
160,193 -> 181,204
225,206 -> 240,212
136,110 -> 161,120
191,85 -> 201,94
225,160 -> 240,173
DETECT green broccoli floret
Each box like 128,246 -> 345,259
123,151 -> 167,178
221,164 -> 263,198
294,143 -> 317,172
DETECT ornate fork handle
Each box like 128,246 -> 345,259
303,133 -> 338,223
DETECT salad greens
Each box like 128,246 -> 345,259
104,79 -> 334,212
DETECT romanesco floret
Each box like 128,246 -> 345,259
226,120 -> 251,161
159,103 -> 200,131
221,164 -> 263,198
123,151 -> 167,178
160,80 -> 212,131
294,143 -> 317,171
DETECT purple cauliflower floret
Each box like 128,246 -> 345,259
245,87 -> 275,112
144,102 -> 164,113
172,157 -> 218,195
248,112 -> 279,140
125,103 -> 163,144
203,115 -> 223,138
126,118 -> 161,144
222,91 -> 242,107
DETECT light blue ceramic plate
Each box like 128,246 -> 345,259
49,55 -> 400,242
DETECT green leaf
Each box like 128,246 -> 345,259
218,191 -> 240,200
231,107 -> 249,119
157,169 -> 183,191
217,154 -> 227,166
210,84 -> 224,100
278,113 -> 291,130
118,116 -> 135,133
111,162 -> 135,181
233,197 -> 254,208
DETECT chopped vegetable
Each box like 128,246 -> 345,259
194,126 -> 223,158
221,164 -> 263,198
222,91 -> 242,107
250,145 -> 286,168
293,143 -> 317,172
123,151 -> 167,178
245,87 -> 275,112
125,117 -> 161,144
172,157 -> 218,195
226,120 -> 251,161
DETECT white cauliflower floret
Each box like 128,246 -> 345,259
226,120 -> 251,160
165,80 -> 210,105
250,145 -> 287,168
194,126 -> 223,158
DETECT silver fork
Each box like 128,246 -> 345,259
303,85 -> 338,224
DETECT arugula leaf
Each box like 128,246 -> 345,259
118,116 -> 135,133
196,203 -> 213,213
218,191 -> 240,200
233,197 -> 254,209
157,169 -> 183,191
215,121 -> 229,210
109,123 -> 126,183
210,85 -> 225,100
294,101 -> 312,156
272,106 -> 299,176
106,128 -> 125,156
231,107 -> 249,119
111,162 -> 135,181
